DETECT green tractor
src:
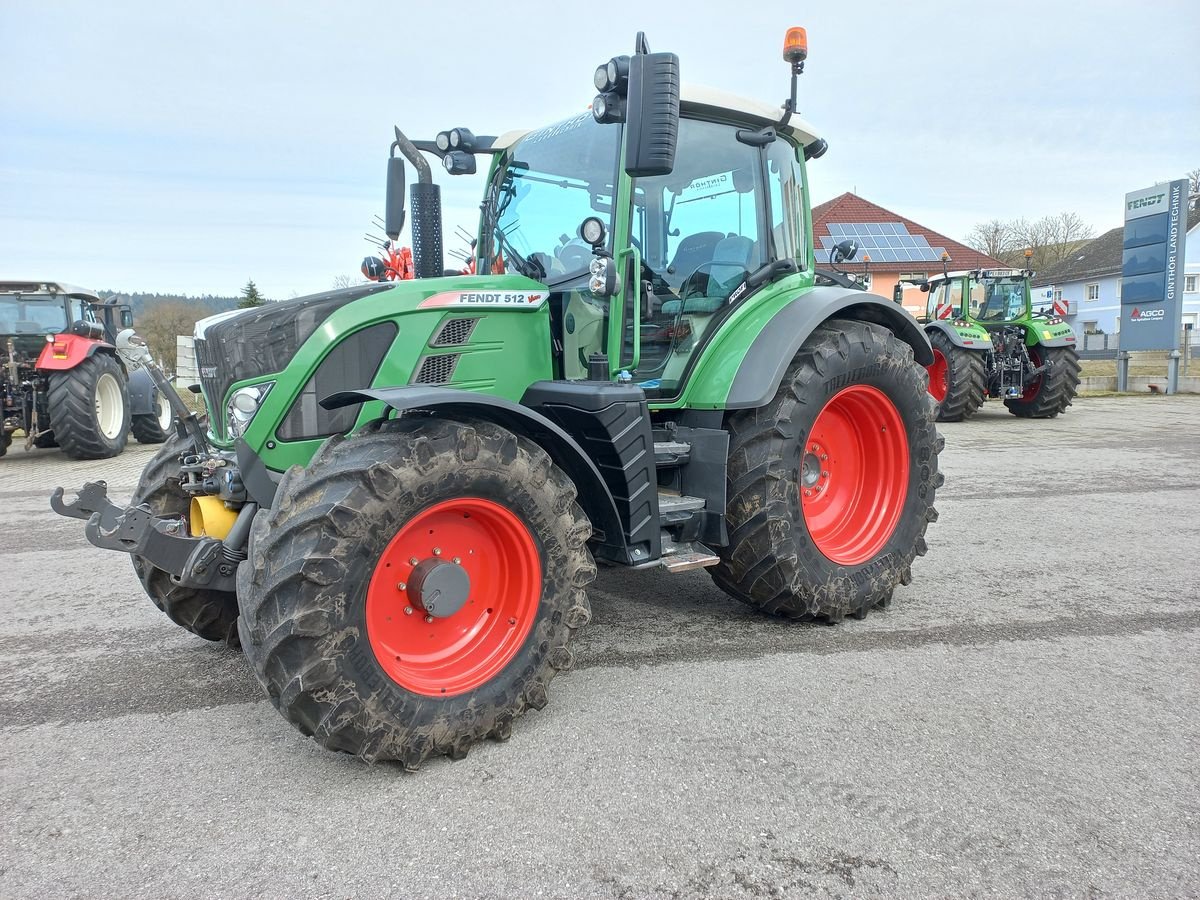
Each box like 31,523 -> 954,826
905,259 -> 1081,420
53,29 -> 943,767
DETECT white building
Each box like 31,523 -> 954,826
1033,205 -> 1200,344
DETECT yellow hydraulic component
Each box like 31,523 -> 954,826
190,496 -> 238,540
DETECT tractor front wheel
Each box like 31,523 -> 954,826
131,420 -> 240,643
713,319 -> 943,620
236,417 -> 595,767
47,353 -> 130,459
131,389 -> 173,444
1005,344 -> 1081,418
927,329 -> 986,422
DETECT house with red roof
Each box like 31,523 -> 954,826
811,193 -> 1005,315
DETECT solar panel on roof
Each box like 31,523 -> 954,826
820,223 -> 952,265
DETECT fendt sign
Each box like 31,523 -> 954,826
1119,179 -> 1188,351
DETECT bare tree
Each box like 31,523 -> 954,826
136,300 -> 213,371
1189,168 -> 1199,206
331,274 -> 363,289
964,219 -> 1016,260
969,212 -> 1095,271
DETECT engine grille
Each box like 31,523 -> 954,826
413,354 -> 460,384
431,317 -> 478,347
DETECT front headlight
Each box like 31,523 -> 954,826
226,382 -> 273,439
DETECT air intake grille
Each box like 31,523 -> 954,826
413,354 -> 460,384
431,317 -> 478,346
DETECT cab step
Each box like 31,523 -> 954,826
661,543 -> 721,573
654,440 -> 692,468
657,492 -> 705,515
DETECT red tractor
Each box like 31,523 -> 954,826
1,281 -> 173,459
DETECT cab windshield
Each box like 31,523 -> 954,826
972,277 -> 1028,322
482,114 -> 619,283
0,295 -> 85,335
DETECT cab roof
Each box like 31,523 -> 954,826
492,83 -> 822,151
0,281 -> 101,301
925,268 -> 1031,285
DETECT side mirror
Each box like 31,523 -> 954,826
624,47 -> 679,177
832,239 -> 858,264
892,285 -> 903,305
120,308 -> 134,329
385,156 -> 406,240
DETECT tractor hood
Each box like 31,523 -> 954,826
192,275 -> 549,440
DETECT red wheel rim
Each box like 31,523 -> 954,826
800,385 -> 910,566
1020,345 -> 1044,400
927,349 -> 949,402
365,498 -> 542,697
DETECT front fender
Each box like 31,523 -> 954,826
321,386 -> 630,565
724,287 -> 933,410
35,334 -> 115,371
126,367 -> 158,416
924,321 -> 991,351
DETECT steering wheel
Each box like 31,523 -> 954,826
554,240 -> 593,274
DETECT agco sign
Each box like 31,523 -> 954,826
1128,306 -> 1166,322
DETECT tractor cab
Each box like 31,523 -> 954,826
476,89 -> 817,399
0,282 -> 102,349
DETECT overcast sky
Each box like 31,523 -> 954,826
2,0 -> 1197,299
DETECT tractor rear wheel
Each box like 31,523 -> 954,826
130,420 -> 240,643
1004,344 -> 1081,418
236,416 -> 595,767
927,329 -> 986,422
712,319 -> 943,620
131,390 -> 172,444
47,353 -> 130,459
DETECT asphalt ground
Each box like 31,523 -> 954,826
1,396 -> 1197,899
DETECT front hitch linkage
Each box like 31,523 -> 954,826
51,482 -> 239,593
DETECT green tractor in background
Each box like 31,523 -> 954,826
903,256 -> 1080,420
54,28 -> 943,768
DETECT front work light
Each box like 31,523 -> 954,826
592,91 -> 625,124
594,55 -> 630,93
443,151 -> 477,175
448,128 -> 475,151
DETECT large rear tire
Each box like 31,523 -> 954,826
927,329 -> 986,422
237,417 -> 596,767
47,353 -> 130,459
130,420 -> 240,643
131,389 -> 172,444
1004,344 -> 1081,418
712,319 -> 943,621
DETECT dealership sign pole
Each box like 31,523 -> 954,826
1118,179 -> 1189,393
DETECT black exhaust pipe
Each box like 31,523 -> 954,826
391,127 -> 444,279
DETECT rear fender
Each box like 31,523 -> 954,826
321,386 -> 631,565
726,287 -> 934,410
35,334 -> 115,371
1027,320 -> 1078,349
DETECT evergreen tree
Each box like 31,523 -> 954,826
238,279 -> 265,308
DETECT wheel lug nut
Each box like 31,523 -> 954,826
821,471 -> 829,478
452,557 -> 461,565
409,557 -> 419,566
424,615 -> 433,624
804,489 -> 812,497
433,547 -> 442,556
397,581 -> 407,591
820,453 -> 828,461
404,606 -> 413,615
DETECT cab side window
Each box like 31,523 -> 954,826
766,139 -> 804,264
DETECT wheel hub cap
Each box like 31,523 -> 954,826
408,558 -> 470,618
